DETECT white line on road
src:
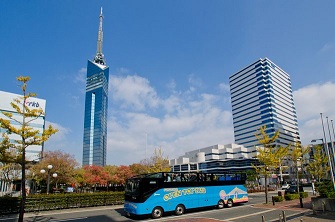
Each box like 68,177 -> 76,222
50,217 -> 88,221
0,218 -> 16,221
224,208 -> 276,221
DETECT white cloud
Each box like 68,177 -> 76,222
43,121 -> 71,149
294,81 -> 335,121
294,81 -> 335,145
74,68 -> 87,84
219,82 -> 230,92
106,74 -> 234,165
109,75 -> 160,111
166,79 -> 177,92
318,42 -> 335,54
51,73 -> 335,166
187,74 -> 204,92
44,121 -> 82,164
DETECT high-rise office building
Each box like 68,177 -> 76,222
229,58 -> 300,148
83,8 -> 109,166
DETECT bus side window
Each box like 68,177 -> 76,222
164,173 -> 172,182
189,174 -> 197,182
173,173 -> 181,182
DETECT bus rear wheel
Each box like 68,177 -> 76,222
152,206 -> 163,219
217,199 -> 225,209
227,199 -> 233,208
175,204 -> 185,216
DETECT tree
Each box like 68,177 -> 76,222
307,145 -> 330,182
129,163 -> 149,175
111,165 -> 134,185
288,142 -> 309,193
253,125 -> 280,204
276,145 -> 289,185
245,169 -> 259,189
29,150 -> 79,192
83,165 -> 110,191
0,76 -> 58,222
141,147 -> 170,173
73,167 -> 85,191
0,134 -> 19,191
0,133 -> 16,163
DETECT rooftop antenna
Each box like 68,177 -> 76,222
93,7 -> 105,65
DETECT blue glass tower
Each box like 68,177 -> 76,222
83,8 -> 109,166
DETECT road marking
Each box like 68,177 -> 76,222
24,205 -> 119,217
148,205 -> 251,221
50,217 -> 88,221
224,208 -> 276,221
0,218 -> 16,221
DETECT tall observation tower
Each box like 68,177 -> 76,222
82,8 -> 109,166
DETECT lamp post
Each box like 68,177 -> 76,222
40,165 -> 58,194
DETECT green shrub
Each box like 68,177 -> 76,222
315,180 -> 335,198
24,191 -> 124,212
299,192 -> 308,198
272,196 -> 284,202
284,193 -> 300,200
0,196 -> 20,214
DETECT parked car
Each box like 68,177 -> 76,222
281,183 -> 290,190
286,185 -> 304,194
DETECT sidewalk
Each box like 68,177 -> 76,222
253,196 -> 335,221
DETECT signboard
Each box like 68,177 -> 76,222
0,91 -> 46,114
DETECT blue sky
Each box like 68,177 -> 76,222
1,1 -> 335,166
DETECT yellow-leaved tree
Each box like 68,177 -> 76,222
253,125 -> 288,204
0,76 -> 58,222
140,147 -> 170,173
307,145 -> 330,182
289,141 -> 310,193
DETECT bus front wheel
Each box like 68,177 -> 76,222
217,200 -> 225,209
175,204 -> 185,216
227,199 -> 233,208
152,206 -> 163,219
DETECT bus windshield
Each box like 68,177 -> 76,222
125,179 -> 140,193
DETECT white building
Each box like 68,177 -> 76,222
0,90 -> 46,195
229,58 -> 300,149
170,144 -> 259,173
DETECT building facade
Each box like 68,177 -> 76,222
82,8 -> 109,166
169,144 -> 259,173
0,90 -> 46,161
0,90 -> 46,195
229,58 -> 300,149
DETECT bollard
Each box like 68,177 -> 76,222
262,215 -> 265,222
282,210 -> 286,222
299,196 -> 303,208
272,196 -> 275,206
312,203 -> 316,215
322,201 -> 326,213
300,219 -> 303,222
279,214 -> 282,222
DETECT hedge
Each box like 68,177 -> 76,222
0,191 -> 124,215
284,193 -> 300,200
272,196 -> 284,202
300,192 -> 308,198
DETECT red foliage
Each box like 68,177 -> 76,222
83,165 -> 111,186
111,165 -> 134,185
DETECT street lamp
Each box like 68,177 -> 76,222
40,164 -> 58,194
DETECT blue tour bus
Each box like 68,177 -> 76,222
124,172 -> 248,219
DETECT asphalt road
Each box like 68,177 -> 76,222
1,191 -> 310,222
